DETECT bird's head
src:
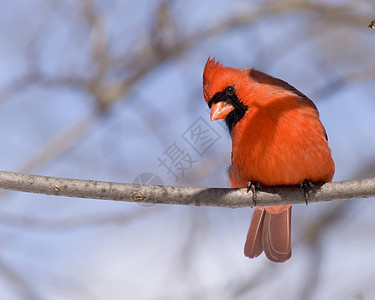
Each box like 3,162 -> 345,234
203,58 -> 315,132
203,58 -> 250,131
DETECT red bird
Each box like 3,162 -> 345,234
203,58 -> 335,262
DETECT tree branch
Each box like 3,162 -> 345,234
0,171 -> 374,207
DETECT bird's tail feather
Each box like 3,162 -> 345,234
244,206 -> 292,263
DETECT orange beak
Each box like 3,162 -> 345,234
210,102 -> 234,121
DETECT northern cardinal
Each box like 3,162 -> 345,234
203,58 -> 334,262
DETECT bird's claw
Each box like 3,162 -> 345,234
247,181 -> 262,206
301,180 -> 314,205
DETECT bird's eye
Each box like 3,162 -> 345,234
225,86 -> 235,96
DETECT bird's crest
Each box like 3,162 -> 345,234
205,57 -> 223,69
203,57 -> 229,103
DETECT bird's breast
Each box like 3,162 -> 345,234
229,105 -> 334,188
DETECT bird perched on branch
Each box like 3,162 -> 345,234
203,58 -> 335,262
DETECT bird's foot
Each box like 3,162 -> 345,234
247,181 -> 262,206
300,180 -> 314,205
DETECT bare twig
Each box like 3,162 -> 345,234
0,171 -> 374,207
